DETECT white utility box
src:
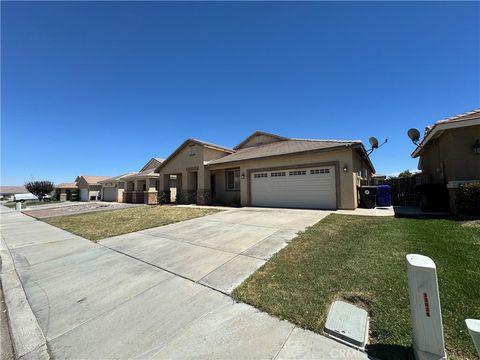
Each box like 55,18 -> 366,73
406,254 -> 446,360
465,319 -> 480,357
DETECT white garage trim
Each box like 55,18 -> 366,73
248,162 -> 340,209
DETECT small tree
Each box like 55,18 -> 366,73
398,170 -> 413,178
24,180 -> 54,201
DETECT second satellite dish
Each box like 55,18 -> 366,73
369,137 -> 379,149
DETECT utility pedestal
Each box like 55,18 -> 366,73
406,254 -> 447,360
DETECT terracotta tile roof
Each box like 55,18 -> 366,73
76,175 -> 112,185
122,169 -> 159,180
0,186 -> 27,194
435,108 -> 480,125
55,182 -> 77,189
207,139 -> 362,165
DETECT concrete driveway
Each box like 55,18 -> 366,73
100,208 -> 329,294
1,206 -> 368,359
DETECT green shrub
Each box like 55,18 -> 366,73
158,190 -> 171,204
456,183 -> 480,216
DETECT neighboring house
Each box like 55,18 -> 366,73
0,186 -> 28,201
98,173 -> 135,203
54,182 -> 78,201
99,158 -> 177,204
411,109 -> 480,211
156,131 -> 374,210
75,176 -> 112,201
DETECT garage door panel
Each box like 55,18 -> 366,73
102,187 -> 117,202
251,166 -> 336,209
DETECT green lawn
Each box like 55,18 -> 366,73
44,206 -> 221,241
232,215 -> 480,360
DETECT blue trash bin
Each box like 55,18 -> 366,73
376,185 -> 392,207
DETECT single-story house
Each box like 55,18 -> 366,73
156,131 -> 374,210
75,175 -> 112,202
99,158 -> 177,204
411,109 -> 480,211
54,182 -> 78,201
98,173 -> 136,203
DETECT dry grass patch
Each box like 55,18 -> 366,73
44,205 -> 221,241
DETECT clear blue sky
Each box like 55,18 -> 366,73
2,1 -> 479,185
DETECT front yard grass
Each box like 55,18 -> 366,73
232,215 -> 480,360
44,205 -> 221,241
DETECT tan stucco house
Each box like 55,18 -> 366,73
156,131 -> 374,210
54,182 -> 78,201
411,109 -> 480,210
99,158 -> 177,204
75,176 -> 112,201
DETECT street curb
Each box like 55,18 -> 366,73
0,237 -> 50,360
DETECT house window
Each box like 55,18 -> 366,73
289,170 -> 306,176
226,169 -> 240,190
189,145 -> 196,156
254,173 -> 268,178
270,172 -> 285,177
310,168 -> 330,175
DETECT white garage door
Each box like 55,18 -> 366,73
251,166 -> 336,209
102,187 -> 117,202
79,188 -> 89,202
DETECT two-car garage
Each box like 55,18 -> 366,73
250,166 -> 337,209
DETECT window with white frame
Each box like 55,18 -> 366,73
254,173 -> 268,178
270,172 -> 285,177
226,169 -> 240,190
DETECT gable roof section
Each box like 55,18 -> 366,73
98,173 -> 137,184
55,182 -> 78,189
155,138 -> 234,173
234,131 -> 289,150
207,138 -> 366,165
140,158 -> 164,172
411,109 -> 480,158
75,175 -> 112,185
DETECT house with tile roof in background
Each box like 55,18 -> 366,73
99,158 -> 177,204
75,175 -> 112,202
410,109 -> 480,213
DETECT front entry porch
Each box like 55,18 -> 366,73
123,178 -> 158,205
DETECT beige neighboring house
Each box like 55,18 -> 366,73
99,158 -> 177,205
55,182 -> 78,201
411,109 -> 480,210
156,131 -> 374,210
75,175 -> 112,202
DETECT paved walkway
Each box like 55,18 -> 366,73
1,207 -> 369,359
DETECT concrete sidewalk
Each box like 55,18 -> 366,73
1,207 -> 369,359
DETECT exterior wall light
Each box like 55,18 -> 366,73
474,139 -> 480,155
241,173 -> 245,179
343,166 -> 348,173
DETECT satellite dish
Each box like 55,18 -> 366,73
369,137 -> 379,149
408,128 -> 421,143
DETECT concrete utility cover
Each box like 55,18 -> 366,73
324,301 -> 369,348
